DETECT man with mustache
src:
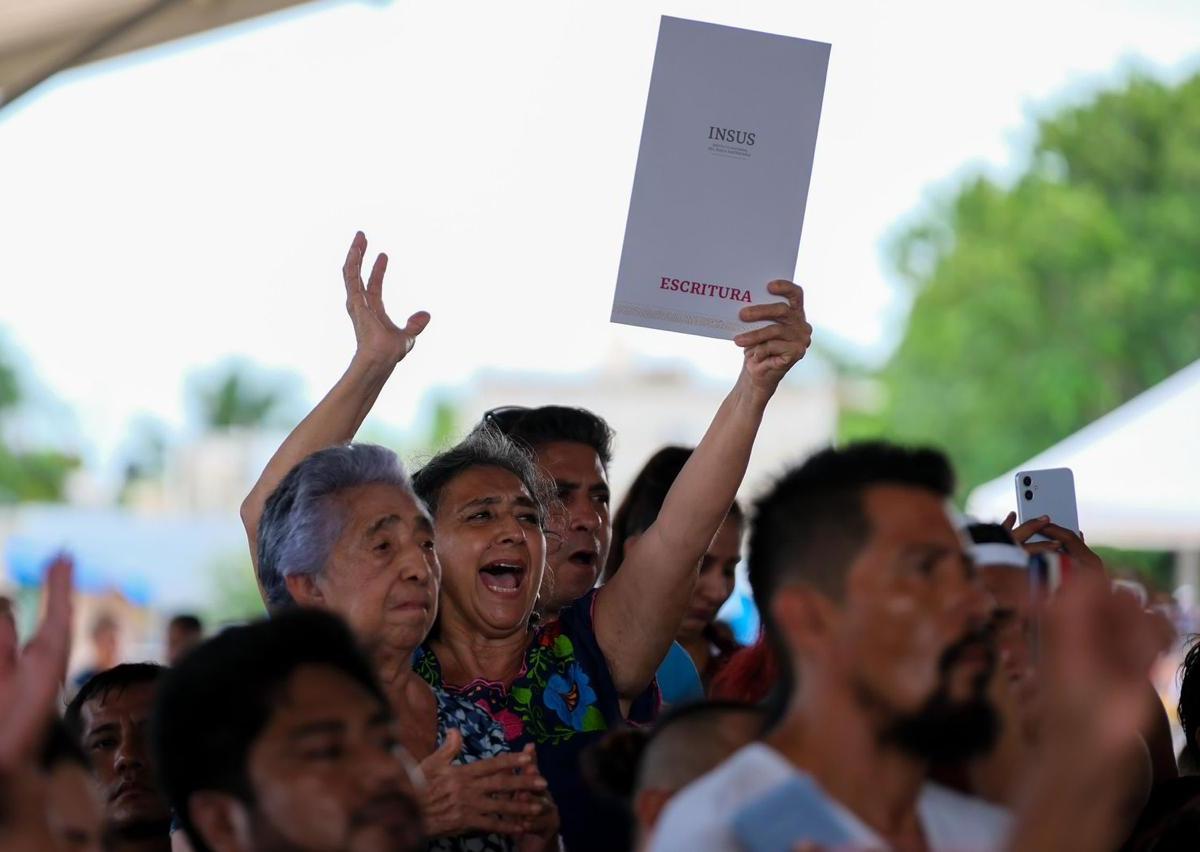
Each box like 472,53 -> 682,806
66,663 -> 172,852
151,608 -> 426,852
651,442 -> 1012,851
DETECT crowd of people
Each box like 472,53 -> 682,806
0,231 -> 1194,851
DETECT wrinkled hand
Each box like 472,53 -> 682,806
0,554 -> 73,767
418,731 -> 552,837
513,744 -> 561,851
1003,513 -> 1104,574
343,231 -> 430,367
733,280 -> 812,396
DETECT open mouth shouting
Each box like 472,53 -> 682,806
479,558 -> 529,596
566,548 -> 598,571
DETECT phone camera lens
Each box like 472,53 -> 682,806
1024,490 -> 1034,501
1022,476 -> 1032,487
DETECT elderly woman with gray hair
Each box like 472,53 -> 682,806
241,257 -> 560,849
250,444 -> 558,852
242,231 -> 812,851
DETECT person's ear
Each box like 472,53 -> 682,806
633,788 -> 674,836
188,792 -> 253,852
284,572 -> 324,607
770,585 -> 835,655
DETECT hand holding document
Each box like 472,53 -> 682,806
611,17 -> 830,340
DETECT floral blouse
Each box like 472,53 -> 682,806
431,687 -> 515,852
415,589 -> 660,852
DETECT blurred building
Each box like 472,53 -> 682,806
461,357 -> 840,502
122,429 -> 285,514
0,503 -> 246,674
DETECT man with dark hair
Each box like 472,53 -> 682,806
652,442 -> 1011,851
165,614 -> 204,666
480,405 -> 616,617
41,718 -> 105,852
633,701 -> 763,848
582,700 -> 763,852
151,608 -> 425,852
955,521 -> 1167,818
1180,640 -> 1200,774
66,663 -> 171,852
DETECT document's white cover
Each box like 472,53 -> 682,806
611,17 -> 830,340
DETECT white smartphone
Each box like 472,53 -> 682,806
1015,467 -> 1080,542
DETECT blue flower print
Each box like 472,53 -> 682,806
543,663 -> 597,730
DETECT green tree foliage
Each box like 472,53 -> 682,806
846,72 -> 1200,496
205,550 -> 267,625
0,355 -> 18,411
188,359 -> 302,432
0,338 -> 77,503
0,447 -> 77,503
428,396 -> 460,449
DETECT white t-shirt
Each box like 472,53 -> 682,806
648,743 -> 1012,852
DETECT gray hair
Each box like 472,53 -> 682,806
412,425 -> 558,526
257,443 -> 415,610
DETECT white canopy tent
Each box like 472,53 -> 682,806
967,359 -> 1200,579
0,0 -> 324,110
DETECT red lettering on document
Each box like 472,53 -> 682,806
658,277 -> 752,303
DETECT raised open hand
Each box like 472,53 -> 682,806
733,280 -> 812,396
0,554 -> 73,768
343,231 -> 431,367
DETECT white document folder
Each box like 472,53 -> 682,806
611,17 -> 830,340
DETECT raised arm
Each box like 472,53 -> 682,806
240,232 -> 429,599
0,554 -> 72,767
594,280 -> 812,699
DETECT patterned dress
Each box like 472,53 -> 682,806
415,589 -> 661,852
430,687 -> 515,852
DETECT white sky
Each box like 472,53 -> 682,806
1,0 -> 1199,478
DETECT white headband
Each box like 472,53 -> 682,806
970,542 -> 1029,569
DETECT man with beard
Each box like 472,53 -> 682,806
651,443 -> 1011,851
151,608 -> 425,852
66,663 -> 172,852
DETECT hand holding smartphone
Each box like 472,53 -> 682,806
1015,467 -> 1080,543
